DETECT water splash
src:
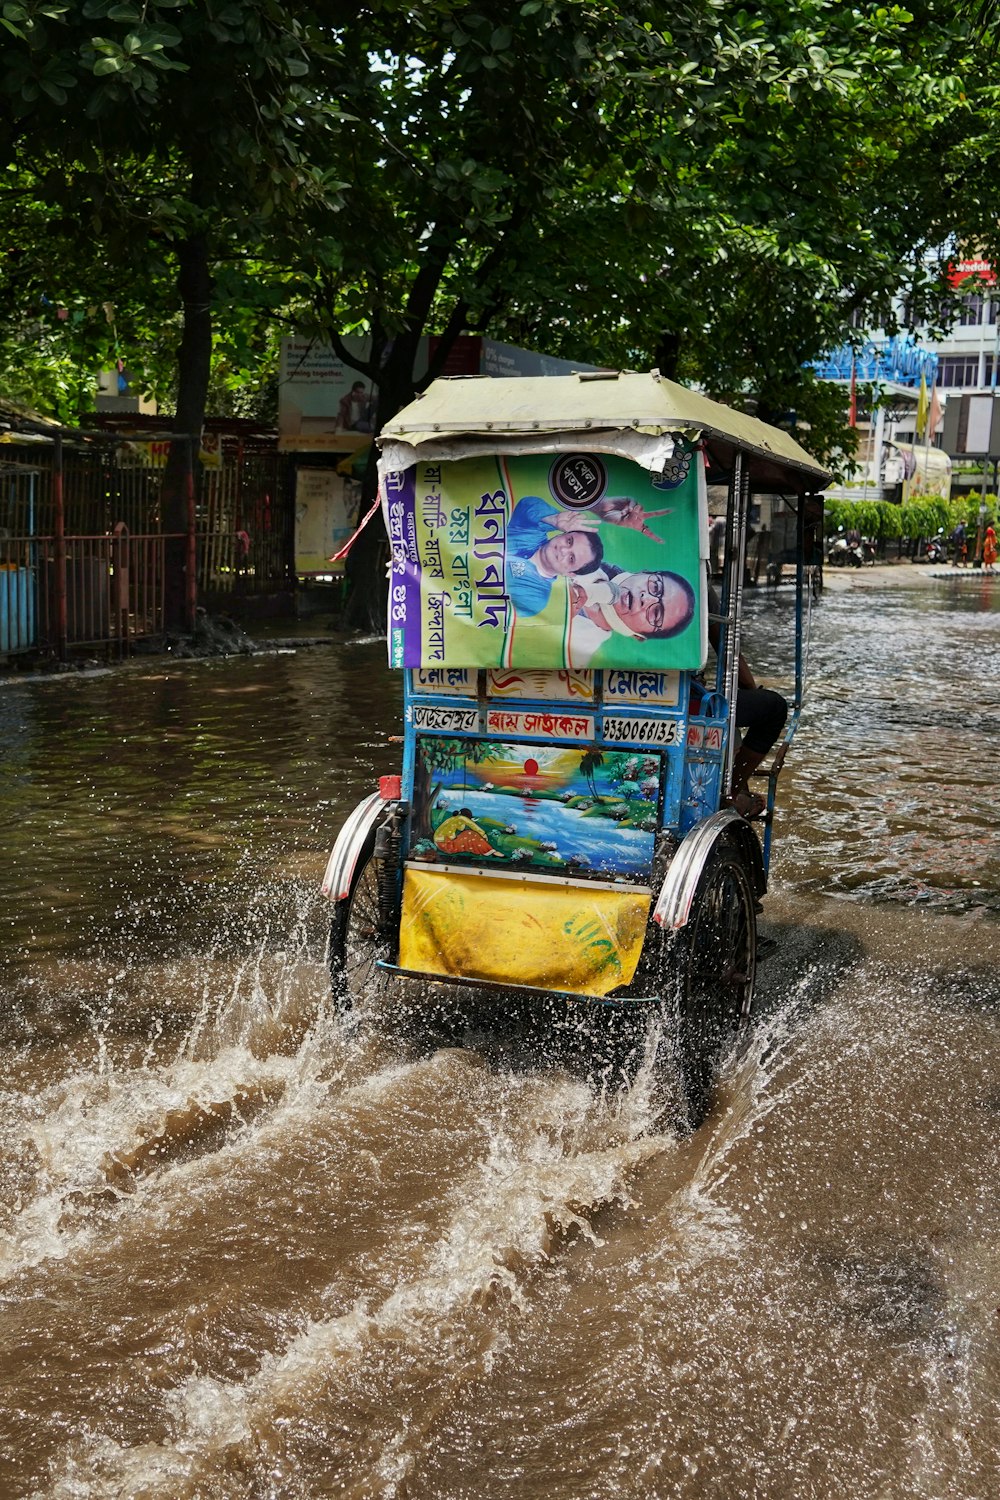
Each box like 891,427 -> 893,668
38,1061 -> 673,1499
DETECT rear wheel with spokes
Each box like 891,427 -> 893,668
662,847 -> 757,1130
329,843 -> 390,1011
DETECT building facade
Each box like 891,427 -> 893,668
815,262 -> 1000,501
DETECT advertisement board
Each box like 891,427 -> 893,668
294,468 -> 361,574
889,442 -> 953,502
384,448 -> 706,671
277,336 -> 603,452
279,337 -> 379,451
947,258 -> 996,287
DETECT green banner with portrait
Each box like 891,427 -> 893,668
384,448 -> 706,670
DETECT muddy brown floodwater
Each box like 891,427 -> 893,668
1,572 -> 999,1499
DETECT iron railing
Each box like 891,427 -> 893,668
1,429 -> 294,661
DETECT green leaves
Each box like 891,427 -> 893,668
1,0 -> 71,37
827,498 -> 905,540
0,0 -> 996,473
83,23 -> 187,91
0,0 -> 347,424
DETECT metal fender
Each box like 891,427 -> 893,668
652,809 -> 765,932
320,792 -> 389,903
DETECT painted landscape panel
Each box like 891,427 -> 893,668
409,736 -> 662,880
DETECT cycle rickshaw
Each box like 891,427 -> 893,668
322,371 -> 828,1126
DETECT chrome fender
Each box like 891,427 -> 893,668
320,792 -> 389,903
652,810 -> 764,931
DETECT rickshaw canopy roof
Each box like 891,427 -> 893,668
380,370 -> 830,492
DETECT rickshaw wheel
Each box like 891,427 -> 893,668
663,846 -> 757,1130
328,843 -> 390,1011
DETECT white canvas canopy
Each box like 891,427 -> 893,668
379,370 -> 831,493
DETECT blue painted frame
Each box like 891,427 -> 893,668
402,666 -> 730,856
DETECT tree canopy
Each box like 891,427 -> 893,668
3,0 -> 991,426
1,0 -> 343,424
2,0 -> 998,617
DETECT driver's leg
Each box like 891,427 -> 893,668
730,688 -> 788,814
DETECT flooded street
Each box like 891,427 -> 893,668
1,573 -> 999,1499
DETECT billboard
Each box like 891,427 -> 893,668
888,442 -> 953,501
277,336 -> 604,452
278,337 -> 379,451
947,259 -> 996,287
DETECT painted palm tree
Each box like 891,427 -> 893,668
579,748 -> 605,802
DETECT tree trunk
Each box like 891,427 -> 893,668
341,241 -> 463,633
654,332 -> 681,381
162,232 -> 213,631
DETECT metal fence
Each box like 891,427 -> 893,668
0,527 -> 174,655
198,443 -> 293,607
0,429 -> 293,661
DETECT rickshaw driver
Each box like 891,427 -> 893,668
563,562 -> 781,816
704,584 -> 788,818
722,652 -> 788,818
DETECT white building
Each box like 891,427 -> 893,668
909,268 -> 1000,494
817,262 -> 1000,499
813,336 -> 936,501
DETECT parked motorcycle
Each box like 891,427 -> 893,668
827,529 -> 864,567
920,532 -> 947,564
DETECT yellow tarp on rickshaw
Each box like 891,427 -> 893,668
398,866 -> 650,997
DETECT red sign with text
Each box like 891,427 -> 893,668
948,259 -> 996,287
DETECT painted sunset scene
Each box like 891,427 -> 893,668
410,737 -> 662,879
